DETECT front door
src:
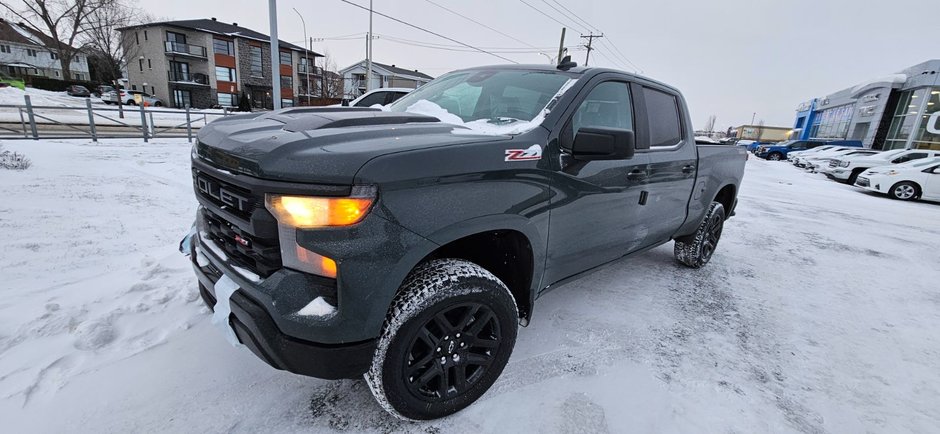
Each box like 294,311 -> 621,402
544,80 -> 650,285
926,165 -> 940,200
172,89 -> 191,108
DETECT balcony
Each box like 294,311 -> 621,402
297,64 -> 320,75
168,71 -> 209,85
165,41 -> 207,58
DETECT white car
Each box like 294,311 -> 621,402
793,146 -> 855,168
788,145 -> 839,162
826,149 -> 940,184
345,87 -> 413,108
855,157 -> 940,201
806,149 -> 880,172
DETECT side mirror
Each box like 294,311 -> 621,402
571,127 -> 636,161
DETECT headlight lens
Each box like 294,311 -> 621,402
839,161 -> 850,167
265,194 -> 374,228
885,170 -> 899,176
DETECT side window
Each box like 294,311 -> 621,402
355,91 -> 388,107
571,81 -> 633,138
893,152 -> 927,163
384,92 -> 408,105
932,166 -> 940,174
643,87 -> 682,147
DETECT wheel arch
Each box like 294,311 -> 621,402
713,184 -> 737,216
890,180 -> 922,198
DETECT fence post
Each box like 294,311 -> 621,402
18,107 -> 28,138
85,98 -> 98,142
185,104 -> 192,142
139,103 -> 149,143
148,111 -> 156,138
23,95 -> 38,140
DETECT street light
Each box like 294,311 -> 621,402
538,52 -> 555,65
292,8 -> 311,107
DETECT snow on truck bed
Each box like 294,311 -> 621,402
2,139 -> 940,433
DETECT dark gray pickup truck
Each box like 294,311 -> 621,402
187,63 -> 746,420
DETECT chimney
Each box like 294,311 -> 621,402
211,17 -> 217,21
233,22 -> 238,27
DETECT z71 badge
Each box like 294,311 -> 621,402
505,144 -> 542,162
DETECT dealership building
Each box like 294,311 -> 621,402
791,59 -> 940,150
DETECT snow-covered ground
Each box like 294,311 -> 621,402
1,139 -> 939,433
0,87 -> 228,128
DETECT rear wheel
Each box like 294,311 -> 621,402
889,182 -> 919,201
126,100 -> 136,106
768,152 -> 783,161
366,259 -> 518,420
675,201 -> 725,268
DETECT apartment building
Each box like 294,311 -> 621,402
0,18 -> 90,81
117,18 -> 322,109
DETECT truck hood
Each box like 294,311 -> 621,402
195,108 -> 506,184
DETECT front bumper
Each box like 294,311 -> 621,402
192,234 -> 377,379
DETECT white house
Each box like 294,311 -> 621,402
339,60 -> 433,99
0,18 -> 91,81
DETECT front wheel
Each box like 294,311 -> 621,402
366,259 -> 518,420
675,201 -> 725,268
890,182 -> 919,201
767,152 -> 783,161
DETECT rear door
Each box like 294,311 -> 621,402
925,164 -> 940,200
544,77 -> 650,284
634,84 -> 697,247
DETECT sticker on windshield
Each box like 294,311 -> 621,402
505,144 -> 542,162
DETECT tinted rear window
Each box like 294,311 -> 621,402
643,87 -> 682,147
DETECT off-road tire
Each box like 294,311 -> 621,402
674,201 -> 726,268
366,259 -> 518,420
889,181 -> 919,201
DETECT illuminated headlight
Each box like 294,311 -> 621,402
265,186 -> 376,278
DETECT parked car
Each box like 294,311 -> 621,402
755,140 -> 828,161
184,63 -> 747,420
792,146 -> 854,167
92,85 -> 115,98
0,71 -> 25,90
345,87 -> 412,107
103,89 -> 164,106
787,145 -> 837,161
66,85 -> 91,97
805,149 -> 880,171
825,149 -> 940,184
855,157 -> 940,201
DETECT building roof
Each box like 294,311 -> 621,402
0,18 -> 74,50
341,60 -> 434,80
117,18 -> 322,56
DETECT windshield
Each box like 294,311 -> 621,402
388,69 -> 577,134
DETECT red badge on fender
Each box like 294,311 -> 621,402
505,144 -> 542,161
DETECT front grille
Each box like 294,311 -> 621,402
192,169 -> 261,221
856,177 -> 870,187
202,208 -> 282,277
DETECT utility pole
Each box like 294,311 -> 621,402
751,112 -> 756,125
365,0 -> 373,93
580,33 -> 603,66
556,27 -> 566,65
268,0 -> 281,109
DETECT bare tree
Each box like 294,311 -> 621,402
316,50 -> 345,100
704,115 -> 717,133
81,0 -> 150,84
2,0 -> 114,80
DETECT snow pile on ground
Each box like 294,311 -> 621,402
2,140 -> 940,432
0,144 -> 31,170
0,86 -> 89,107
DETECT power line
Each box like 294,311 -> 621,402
376,33 -> 557,51
549,0 -> 600,34
423,0 -> 541,49
338,0 -> 518,63
517,0 -> 575,30
538,0 -> 588,34
380,35 -> 573,54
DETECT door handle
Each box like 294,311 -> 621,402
682,165 -> 696,174
627,169 -> 647,180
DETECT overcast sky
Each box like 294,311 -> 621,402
139,0 -> 936,130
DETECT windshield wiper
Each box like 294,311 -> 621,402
487,117 -> 523,125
